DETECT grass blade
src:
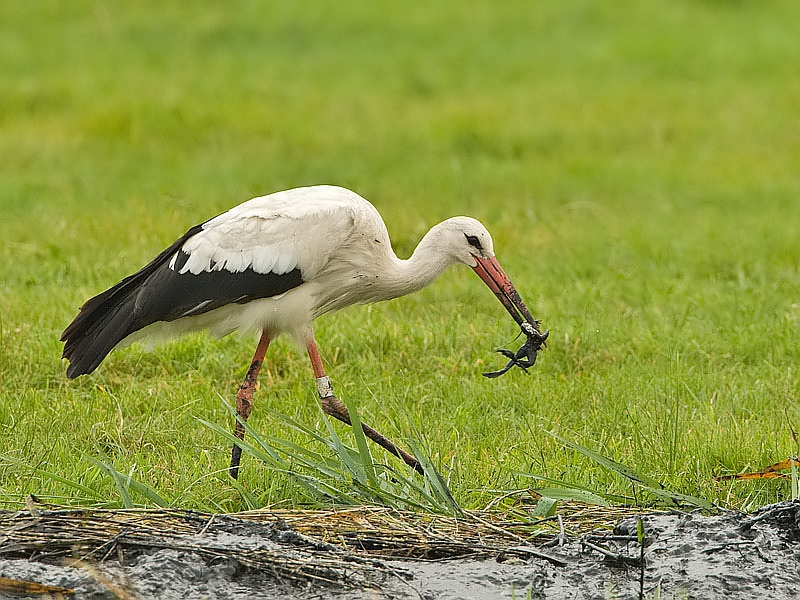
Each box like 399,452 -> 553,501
531,497 -> 558,518
340,394 -> 379,489
405,436 -> 463,516
197,417 -> 287,469
546,432 -> 714,509
531,487 -> 611,506
83,454 -> 170,508
547,431 -> 663,488
0,454 -> 102,500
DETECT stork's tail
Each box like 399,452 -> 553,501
61,283 -> 141,378
61,225 -> 205,378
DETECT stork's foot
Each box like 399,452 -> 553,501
229,445 -> 243,479
229,391 -> 256,479
320,394 -> 423,475
229,401 -> 252,480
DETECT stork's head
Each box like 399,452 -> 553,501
432,216 -> 538,330
435,216 -> 496,265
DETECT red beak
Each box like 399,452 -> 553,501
472,256 -> 540,330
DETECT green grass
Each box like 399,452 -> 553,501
2,1 -> 799,512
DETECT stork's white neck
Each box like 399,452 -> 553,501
375,222 -> 463,299
312,217 -> 487,318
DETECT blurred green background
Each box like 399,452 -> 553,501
1,1 -> 799,510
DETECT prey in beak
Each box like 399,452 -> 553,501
471,255 -> 549,378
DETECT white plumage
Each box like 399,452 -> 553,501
178,187 -> 357,277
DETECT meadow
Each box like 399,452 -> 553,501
1,1 -> 799,513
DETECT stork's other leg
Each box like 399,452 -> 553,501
306,338 -> 423,474
229,330 -> 272,479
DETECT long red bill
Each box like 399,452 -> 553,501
471,255 -> 540,331
472,255 -> 548,377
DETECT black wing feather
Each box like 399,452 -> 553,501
138,249 -> 302,322
61,225 -> 303,378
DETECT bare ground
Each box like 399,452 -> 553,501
0,501 -> 798,599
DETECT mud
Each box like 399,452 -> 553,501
1,502 -> 798,600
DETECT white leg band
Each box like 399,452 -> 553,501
315,376 -> 334,399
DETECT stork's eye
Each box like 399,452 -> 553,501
465,234 -> 483,251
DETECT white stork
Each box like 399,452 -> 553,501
61,185 -> 545,478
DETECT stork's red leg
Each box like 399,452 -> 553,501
306,339 -> 423,474
229,330 -> 272,479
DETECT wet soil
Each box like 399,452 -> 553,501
1,501 -> 798,599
